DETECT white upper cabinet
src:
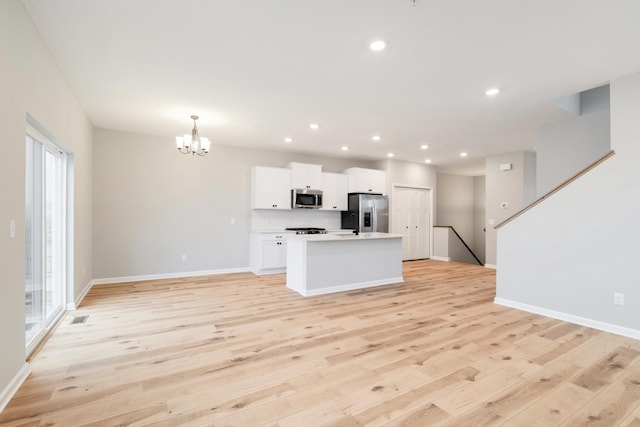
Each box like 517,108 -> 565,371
343,167 -> 386,195
251,166 -> 291,210
289,162 -> 322,189
320,172 -> 348,211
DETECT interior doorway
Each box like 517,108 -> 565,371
391,186 -> 432,261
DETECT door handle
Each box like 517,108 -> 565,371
372,205 -> 376,231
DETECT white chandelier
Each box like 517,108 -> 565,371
176,115 -> 211,156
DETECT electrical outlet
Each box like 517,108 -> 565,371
614,292 -> 625,305
181,254 -> 187,263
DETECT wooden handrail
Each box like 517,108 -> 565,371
433,225 -> 483,265
495,150 -> 615,229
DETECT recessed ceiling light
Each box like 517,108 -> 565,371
420,144 -> 428,150
425,159 -> 432,164
485,87 -> 500,96
341,146 -> 349,151
284,137 -> 293,143
309,123 -> 319,130
369,40 -> 386,51
387,153 -> 394,158
460,152 -> 468,157
372,135 -> 381,141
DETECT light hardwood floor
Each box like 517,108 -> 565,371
2,260 -> 640,426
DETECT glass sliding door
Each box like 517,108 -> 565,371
25,136 -> 44,346
25,129 -> 66,353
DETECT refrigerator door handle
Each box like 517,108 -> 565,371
372,203 -> 377,231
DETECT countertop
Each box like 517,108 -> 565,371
251,230 -> 296,234
288,232 -> 402,242
251,229 -> 353,234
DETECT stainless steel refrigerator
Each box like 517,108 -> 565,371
341,193 -> 389,233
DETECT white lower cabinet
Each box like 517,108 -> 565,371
251,232 -> 291,275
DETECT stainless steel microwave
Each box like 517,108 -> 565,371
291,188 -> 323,209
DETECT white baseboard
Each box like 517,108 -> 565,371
0,363 -> 30,413
484,264 -> 497,269
430,256 -> 451,262
92,266 -> 252,285
494,297 -> 640,340
289,277 -> 404,297
67,278 -> 95,310
251,267 -> 286,276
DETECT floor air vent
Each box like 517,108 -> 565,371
71,315 -> 89,324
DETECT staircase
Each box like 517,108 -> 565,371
433,225 -> 483,266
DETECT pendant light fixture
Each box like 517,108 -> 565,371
176,115 -> 211,156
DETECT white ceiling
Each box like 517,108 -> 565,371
21,0 -> 640,175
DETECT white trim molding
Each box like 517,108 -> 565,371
92,266 -> 252,286
67,279 -> 94,310
0,363 -> 30,413
431,256 -> 451,262
494,297 -> 640,340
484,264 -> 497,269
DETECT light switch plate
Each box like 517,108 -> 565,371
9,220 -> 15,238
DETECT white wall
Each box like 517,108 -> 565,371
496,71 -> 640,336
485,151 -> 536,266
473,176 -> 486,264
435,173 -> 486,264
432,227 -> 449,260
536,85 -> 610,196
372,158 -> 437,198
371,159 -> 437,254
436,173 -> 474,246
448,231 -> 480,265
0,0 -> 93,405
93,129 -> 370,279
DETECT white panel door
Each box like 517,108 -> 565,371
414,189 -> 430,259
392,186 -> 431,261
393,188 -> 412,259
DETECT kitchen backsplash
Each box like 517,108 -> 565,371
251,209 -> 342,231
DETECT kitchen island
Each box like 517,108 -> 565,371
286,232 -> 403,296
